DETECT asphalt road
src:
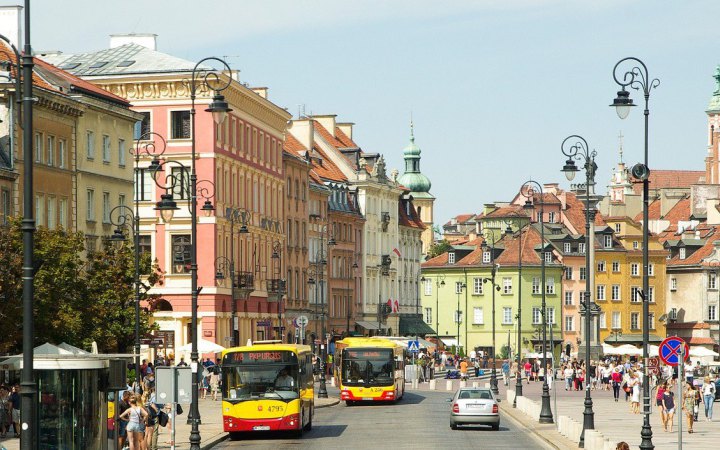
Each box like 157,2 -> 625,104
212,388 -> 550,449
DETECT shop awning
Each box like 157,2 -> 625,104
603,333 -> 664,345
441,338 -> 459,347
399,315 -> 436,336
356,321 -> 381,330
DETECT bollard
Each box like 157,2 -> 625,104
331,377 -> 336,387
446,380 -> 453,391
484,382 -> 490,388
472,381 -> 479,388
429,379 -> 436,390
459,380 -> 467,388
412,379 -> 419,389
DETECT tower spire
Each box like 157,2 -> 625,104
618,130 -> 624,163
410,112 -> 415,142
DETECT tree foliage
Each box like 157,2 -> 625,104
427,239 -> 453,259
0,219 -> 163,354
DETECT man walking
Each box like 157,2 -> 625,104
502,360 -> 510,386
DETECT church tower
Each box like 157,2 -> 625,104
397,121 -> 435,255
706,66 -> 720,184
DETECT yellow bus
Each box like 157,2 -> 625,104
221,342 -> 314,438
334,337 -> 405,405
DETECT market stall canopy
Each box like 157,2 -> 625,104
689,346 -> 719,357
177,338 -> 225,354
398,315 -> 436,336
603,343 -> 643,356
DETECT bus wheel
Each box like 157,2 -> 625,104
346,400 -> 355,406
303,407 -> 313,431
229,431 -> 243,440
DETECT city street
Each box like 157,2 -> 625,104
212,386 -> 550,449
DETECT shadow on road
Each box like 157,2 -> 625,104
229,424 -> 348,441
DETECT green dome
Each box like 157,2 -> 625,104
403,137 -> 421,157
398,171 -> 432,193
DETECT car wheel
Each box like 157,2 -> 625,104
492,422 -> 500,431
450,422 -> 458,430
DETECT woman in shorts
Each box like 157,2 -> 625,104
662,389 -> 676,432
118,395 -> 148,450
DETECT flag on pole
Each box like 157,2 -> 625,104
394,299 -> 399,312
392,247 -> 401,258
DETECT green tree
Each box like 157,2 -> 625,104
427,239 -> 452,259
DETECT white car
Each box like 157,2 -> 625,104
448,387 -> 500,430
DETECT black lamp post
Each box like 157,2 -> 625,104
421,275 -> 445,343
269,240 -> 286,340
217,208 -> 251,346
481,231 -> 507,398
515,223 -> 525,407
560,134 -> 597,447
347,260 -> 358,334
521,180 -> 553,424
455,282 -> 466,355
108,206 -> 142,392
611,57 -> 659,450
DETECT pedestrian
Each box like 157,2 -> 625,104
9,385 -> 20,438
118,395 -> 148,450
524,360 -> 532,384
143,390 -> 159,450
682,381 -> 695,433
616,442 -> 630,450
0,386 -> 10,438
564,365 -> 573,391
210,369 -> 220,401
629,371 -> 640,414
502,360 -> 510,386
662,388 -> 676,432
702,376 -> 716,421
611,367 -> 622,402
654,382 -> 667,426
684,361 -> 694,385
177,357 -> 188,367
459,358 -> 469,380
117,390 -> 131,449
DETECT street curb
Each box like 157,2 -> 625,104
201,433 -> 229,450
499,402 -> 577,450
316,399 -> 340,408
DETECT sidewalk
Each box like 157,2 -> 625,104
0,389 -> 339,450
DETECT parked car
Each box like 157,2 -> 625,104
448,387 -> 499,430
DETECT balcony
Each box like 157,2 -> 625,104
235,272 -> 254,299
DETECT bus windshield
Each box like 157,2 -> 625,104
341,348 -> 394,386
222,364 -> 300,402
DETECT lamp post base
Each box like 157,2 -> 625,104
578,391 -> 595,448
514,377 -> 523,407
539,382 -> 553,424
490,369 -> 500,399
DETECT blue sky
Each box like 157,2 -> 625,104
13,0 -> 720,225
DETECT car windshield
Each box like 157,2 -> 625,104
457,389 -> 493,400
341,348 -> 394,386
222,364 -> 300,401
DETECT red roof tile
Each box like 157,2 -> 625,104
0,41 -> 58,93
485,205 -> 527,218
334,126 -> 358,148
631,170 -> 704,194
399,201 -> 425,230
686,337 -> 715,345
35,57 -> 129,105
495,226 -> 543,265
562,192 -> 605,234
310,143 -> 347,182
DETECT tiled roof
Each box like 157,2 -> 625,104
666,232 -> 715,266
334,127 -> 358,148
631,170 -> 704,194
313,121 -> 347,150
283,133 -> 307,153
422,252 -> 450,267
686,337 -> 716,345
41,43 -> 202,76
310,143 -> 347,182
638,199 -> 663,222
534,192 -> 561,204
35,57 -> 129,105
495,226 -> 543,265
484,205 -> 527,218
399,201 -> 425,230
0,41 -> 58,93
562,192 -> 606,234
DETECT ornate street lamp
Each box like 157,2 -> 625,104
347,260 -> 359,334
308,224 -> 335,398
515,223 -> 525,407
521,180 -> 553,424
268,240 -> 286,340
454,282 -> 466,355
611,57 -> 659,450
481,231 -> 507,398
560,134 -> 597,447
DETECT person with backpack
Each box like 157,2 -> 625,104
143,390 -> 159,450
118,395 -> 148,450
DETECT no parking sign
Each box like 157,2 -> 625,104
658,336 -> 689,367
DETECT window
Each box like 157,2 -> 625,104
564,291 -> 573,305
473,307 -> 484,324
670,278 -> 677,291
34,132 -> 42,163
612,285 -> 620,301
647,286 -> 654,302
1,189 -> 9,225
709,305 -> 717,322
473,277 -> 484,295
118,194 -> 125,207
455,281 -> 464,294
633,241 -> 639,250
615,223 -> 621,233
424,279 -> 432,296
604,235 -> 612,248
579,243 -> 586,254
134,169 -> 155,202
86,189 -> 95,221
503,277 -> 512,294
579,267 -> 587,280
171,110 -> 191,139
482,251 -> 491,263
563,243 -> 571,253
597,260 -> 606,272
448,252 -> 455,264
171,234 -> 191,273
454,310 -> 462,324
532,307 -> 542,325
547,307 -> 555,324
596,285 -> 606,301
710,272 -> 717,290
565,316 -> 574,332
612,311 -> 621,329
631,286 -> 641,303
648,264 -> 654,276
171,166 -> 190,200
612,261 -> 620,273
546,277 -> 555,294
548,212 -> 556,223
648,312 -> 655,330
631,263 -> 639,276
599,312 -> 607,329
564,266 -> 573,280
102,192 -> 110,223
630,312 -> 639,330
102,135 -> 111,163
35,195 -> 44,227
425,307 -> 432,324
118,139 -> 126,167
58,139 -> 66,168
544,251 -> 553,263
502,307 -> 513,324
139,235 -> 152,274
46,135 -> 55,166
59,198 -> 67,229
86,131 -> 95,159
679,247 -> 686,259
532,277 -> 540,294
134,112 -> 151,140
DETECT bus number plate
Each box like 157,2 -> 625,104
253,426 -> 271,431
362,397 -> 374,401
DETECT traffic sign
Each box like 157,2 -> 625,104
407,340 -> 420,353
296,315 -> 309,327
659,336 -> 689,366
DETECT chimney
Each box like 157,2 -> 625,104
0,6 -> 22,49
311,114 -> 336,137
251,87 -> 268,99
543,183 -> 559,194
337,122 -> 354,140
109,33 -> 157,50
287,118 -> 313,152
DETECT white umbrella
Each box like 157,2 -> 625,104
177,338 -> 225,354
689,346 -> 719,357
648,345 -> 659,357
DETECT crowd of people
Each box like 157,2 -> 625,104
0,384 -> 20,438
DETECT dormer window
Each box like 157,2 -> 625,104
448,252 -> 456,264
579,243 -> 586,254
482,251 -> 491,263
548,212 -> 556,223
563,243 -> 571,253
615,223 -> 621,233
679,247 -> 686,260
544,251 -> 553,263
604,235 -> 612,248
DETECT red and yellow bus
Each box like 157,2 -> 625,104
334,337 -> 405,405
221,342 -> 313,438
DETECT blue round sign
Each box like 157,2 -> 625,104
658,336 -> 689,366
